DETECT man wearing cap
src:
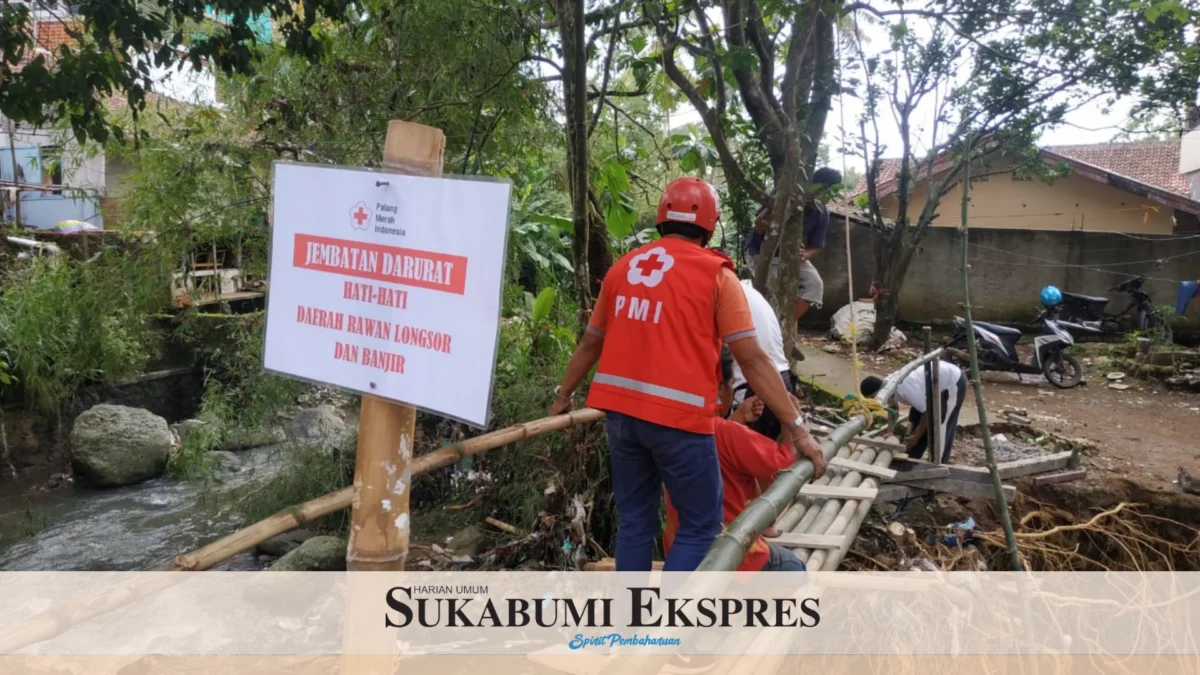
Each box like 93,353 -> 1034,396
745,167 -> 842,325
549,177 -> 827,572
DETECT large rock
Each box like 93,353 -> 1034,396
256,528 -> 317,558
170,419 -> 210,445
222,427 -> 287,451
269,536 -> 347,571
447,525 -> 492,556
70,405 -> 172,487
283,406 -> 347,448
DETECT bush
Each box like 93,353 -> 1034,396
0,255 -> 159,411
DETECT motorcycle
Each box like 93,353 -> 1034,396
1056,276 -> 1173,343
945,314 -> 1084,389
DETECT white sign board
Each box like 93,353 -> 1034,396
265,162 -> 512,427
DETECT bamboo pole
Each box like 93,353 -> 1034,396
697,349 -> 943,571
347,120 -> 446,572
809,449 -> 892,571
791,448 -> 869,563
788,446 -> 855,537
172,408 -> 604,571
931,345 -> 940,461
958,149 -> 1022,572
925,327 -> 943,465
0,574 -> 185,654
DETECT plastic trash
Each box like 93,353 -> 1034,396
951,517 -> 977,533
909,558 -> 939,572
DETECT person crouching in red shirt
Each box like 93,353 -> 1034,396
663,347 -> 808,572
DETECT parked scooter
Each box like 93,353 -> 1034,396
945,313 -> 1083,389
1054,276 -> 1173,343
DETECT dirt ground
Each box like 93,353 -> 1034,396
798,329 -> 1200,495
966,371 -> 1200,494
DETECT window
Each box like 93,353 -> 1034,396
40,145 -> 62,195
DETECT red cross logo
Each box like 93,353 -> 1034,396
634,252 -> 668,276
626,246 -> 675,288
349,201 -> 372,231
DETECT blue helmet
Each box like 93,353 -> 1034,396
1040,285 -> 1063,307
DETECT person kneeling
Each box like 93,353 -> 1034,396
663,347 -> 808,572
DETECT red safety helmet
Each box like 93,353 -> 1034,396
655,177 -> 720,233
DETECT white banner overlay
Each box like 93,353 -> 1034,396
1,572 -> 1198,657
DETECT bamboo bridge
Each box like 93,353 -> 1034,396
167,347 -> 1071,575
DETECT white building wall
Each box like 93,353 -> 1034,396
1181,128 -> 1200,201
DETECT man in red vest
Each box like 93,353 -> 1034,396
549,177 -> 826,572
663,347 -> 808,572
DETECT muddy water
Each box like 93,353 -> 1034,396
0,446 -> 289,571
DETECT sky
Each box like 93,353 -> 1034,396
150,7 -> 1153,174
667,8 -> 1152,173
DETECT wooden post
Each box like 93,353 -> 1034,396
922,327 -> 942,465
7,118 -> 21,227
929,352 -> 942,465
346,121 -> 445,572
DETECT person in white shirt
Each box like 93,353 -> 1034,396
859,361 -> 967,463
730,278 -> 796,441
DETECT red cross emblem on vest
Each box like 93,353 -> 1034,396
626,246 -> 675,288
349,201 -> 372,231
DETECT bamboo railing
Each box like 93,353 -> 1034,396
172,408 -> 604,571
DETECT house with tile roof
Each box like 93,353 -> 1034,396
849,140 -> 1200,235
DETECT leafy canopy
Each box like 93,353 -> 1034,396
0,0 -> 353,143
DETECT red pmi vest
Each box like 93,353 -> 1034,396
586,238 -> 733,435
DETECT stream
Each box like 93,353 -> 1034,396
0,445 -> 289,571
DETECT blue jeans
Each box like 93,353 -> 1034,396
604,411 -> 723,572
763,543 -> 807,571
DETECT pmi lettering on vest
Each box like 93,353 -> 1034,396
294,233 -> 468,295
613,295 -> 664,324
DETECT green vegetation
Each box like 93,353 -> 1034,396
0,253 -> 159,412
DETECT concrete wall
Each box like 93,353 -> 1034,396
878,160 -> 1177,234
808,215 -> 1200,331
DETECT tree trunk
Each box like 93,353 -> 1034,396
869,230 -> 918,350
587,188 -> 612,297
557,0 -> 592,320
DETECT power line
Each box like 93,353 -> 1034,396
965,243 -> 1196,284
969,242 -> 1200,268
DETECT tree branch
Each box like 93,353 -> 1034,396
719,0 -> 787,171
745,0 -> 776,89
586,86 -> 648,100
658,36 -> 770,204
401,57 -> 524,118
588,19 -> 621,138
691,3 -> 728,119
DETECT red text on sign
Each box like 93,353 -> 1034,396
333,341 -> 405,374
295,234 -> 468,295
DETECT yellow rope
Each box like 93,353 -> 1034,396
836,29 -> 872,423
